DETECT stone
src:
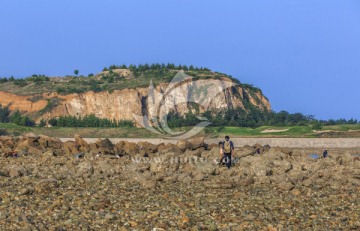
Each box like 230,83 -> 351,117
138,141 -> 158,153
189,137 -> 205,150
277,181 -> 295,191
158,143 -> 183,155
176,139 -> 193,151
9,168 -> 22,178
122,141 -> 140,155
74,134 -> 90,149
99,138 -> 114,150
63,141 -> 80,155
27,146 -> 43,155
35,179 -> 59,194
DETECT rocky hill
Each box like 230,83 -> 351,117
0,65 -> 271,124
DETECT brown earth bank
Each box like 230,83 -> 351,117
0,134 -> 359,230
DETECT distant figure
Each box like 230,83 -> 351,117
323,149 -> 328,158
222,136 -> 234,169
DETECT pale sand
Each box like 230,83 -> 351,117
260,129 -> 289,133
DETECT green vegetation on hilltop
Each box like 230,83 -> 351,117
0,63 -> 248,96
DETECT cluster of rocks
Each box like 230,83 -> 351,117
0,134 -> 359,230
1,133 -> 360,190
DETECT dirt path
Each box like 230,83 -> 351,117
60,138 -> 360,148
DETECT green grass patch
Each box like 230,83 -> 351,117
320,124 -> 360,131
1,123 -> 359,138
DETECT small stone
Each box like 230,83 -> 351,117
277,181 -> 295,191
129,220 -> 138,227
105,213 -> 116,220
19,188 -> 32,196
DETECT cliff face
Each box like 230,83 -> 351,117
0,77 -> 271,124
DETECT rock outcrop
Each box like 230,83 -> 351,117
0,77 -> 270,125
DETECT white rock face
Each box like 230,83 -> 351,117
0,77 -> 271,125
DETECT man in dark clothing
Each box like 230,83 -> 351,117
222,136 -> 234,169
323,149 -> 328,158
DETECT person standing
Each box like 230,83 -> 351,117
222,136 -> 234,169
323,149 -> 328,158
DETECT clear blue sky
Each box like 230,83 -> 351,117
1,0 -> 359,120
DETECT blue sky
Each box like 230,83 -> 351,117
0,0 -> 359,120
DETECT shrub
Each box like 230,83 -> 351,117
13,79 -> 28,87
39,119 -> 46,127
0,128 -> 8,136
48,118 -> 58,126
312,122 -> 323,130
0,104 -> 11,122
0,77 -> 8,83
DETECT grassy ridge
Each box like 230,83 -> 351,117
1,123 -> 360,138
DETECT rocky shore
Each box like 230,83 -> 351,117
1,134 -> 359,230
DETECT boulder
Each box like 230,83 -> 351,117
38,135 -> 63,149
158,143 -> 182,155
27,146 -> 44,155
156,143 -> 165,151
15,140 -> 33,152
264,148 -> 290,160
23,133 -> 40,143
252,144 -> 271,154
74,134 -> 90,149
188,137 -> 205,150
176,139 -> 193,152
336,152 -> 354,165
235,146 -> 257,158
15,138 -> 46,154
122,141 -> 140,155
76,161 -> 94,178
207,143 -> 218,150
137,141 -> 158,153
63,141 -> 80,155
99,138 -> 114,150
201,147 -> 221,160
184,148 -> 203,158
